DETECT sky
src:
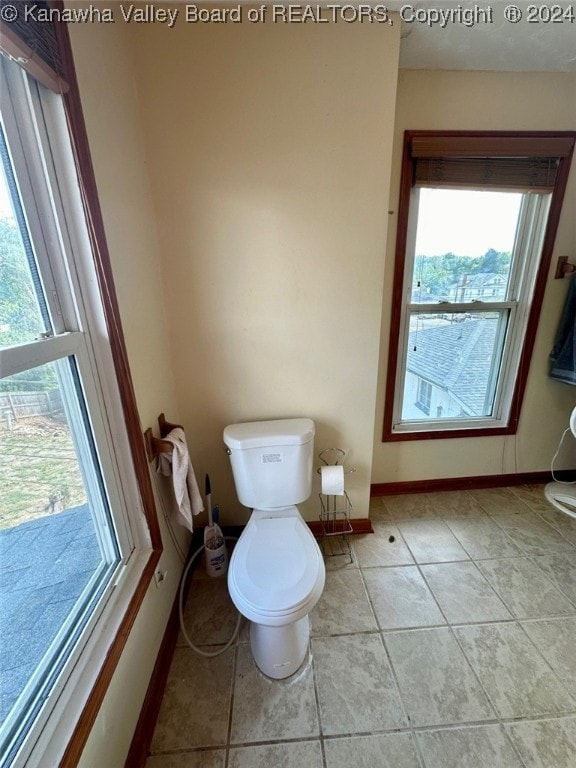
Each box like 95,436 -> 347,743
415,188 -> 522,258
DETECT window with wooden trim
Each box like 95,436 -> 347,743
0,7 -> 160,767
383,131 -> 575,441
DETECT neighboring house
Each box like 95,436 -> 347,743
403,318 -> 499,420
450,273 -> 507,302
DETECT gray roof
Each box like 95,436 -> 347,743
407,318 -> 499,415
0,504 -> 98,721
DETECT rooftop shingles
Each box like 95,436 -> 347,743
407,318 -> 499,415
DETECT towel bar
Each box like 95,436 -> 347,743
144,413 -> 182,462
555,256 -> 576,279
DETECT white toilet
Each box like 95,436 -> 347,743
224,418 -> 325,679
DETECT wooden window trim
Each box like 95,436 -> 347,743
411,133 -> 575,158
0,17 -> 69,94
382,130 -> 576,443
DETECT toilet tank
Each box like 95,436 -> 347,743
223,418 -> 315,509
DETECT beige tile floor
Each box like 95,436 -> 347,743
146,486 -> 576,768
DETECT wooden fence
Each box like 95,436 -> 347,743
0,390 -> 64,424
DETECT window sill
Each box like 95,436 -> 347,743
383,421 -> 518,442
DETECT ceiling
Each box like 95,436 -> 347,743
202,1 -> 575,71
388,1 -> 576,71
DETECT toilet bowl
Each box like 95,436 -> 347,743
224,419 -> 326,678
228,508 -> 325,677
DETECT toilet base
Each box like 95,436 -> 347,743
544,481 -> 576,519
250,616 -> 310,679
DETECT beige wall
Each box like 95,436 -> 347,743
67,18 -> 188,768
128,18 -> 401,523
372,70 -> 576,485
68,12 -> 400,767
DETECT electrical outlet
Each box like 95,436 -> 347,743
154,569 -> 167,588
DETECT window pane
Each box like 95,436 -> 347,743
0,126 -> 51,348
401,311 -> 509,421
411,189 -> 522,304
0,357 -> 120,761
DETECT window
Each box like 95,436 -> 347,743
383,131 -> 575,441
0,25 -> 159,768
415,378 -> 432,416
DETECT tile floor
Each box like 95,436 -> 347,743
145,485 -> 576,768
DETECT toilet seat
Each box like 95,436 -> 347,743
228,513 -> 325,626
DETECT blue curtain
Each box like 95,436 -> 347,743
550,276 -> 576,385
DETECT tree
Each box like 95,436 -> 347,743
413,249 -> 511,300
0,217 -> 56,391
0,218 -> 42,345
478,247 -> 511,274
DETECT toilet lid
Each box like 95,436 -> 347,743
230,516 -> 322,615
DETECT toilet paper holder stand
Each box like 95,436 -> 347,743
317,448 -> 354,561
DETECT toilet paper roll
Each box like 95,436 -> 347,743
320,465 -> 345,496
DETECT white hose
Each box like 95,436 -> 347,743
178,536 -> 241,658
551,427 -> 576,484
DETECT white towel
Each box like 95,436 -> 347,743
157,427 -> 204,532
